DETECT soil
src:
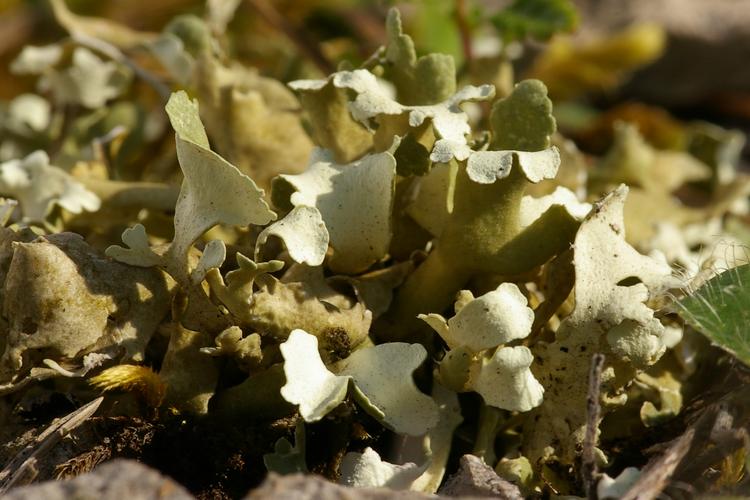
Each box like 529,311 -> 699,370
1,395 -> 393,499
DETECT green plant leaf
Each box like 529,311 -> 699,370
49,0 -> 158,49
164,90 -> 275,266
409,384 -> 463,493
191,239 -> 226,285
0,150 -> 101,222
243,265 -> 372,353
384,8 -> 456,105
279,329 -> 350,422
279,329 -> 438,436
467,147 -> 560,184
194,51 -> 314,190
263,422 -> 307,475
273,149 -> 396,274
492,0 -> 578,44
404,161 -> 457,237
420,283 -> 534,352
199,326 -> 262,372
108,91 -> 275,285
1,233 -> 170,385
490,79 -> 556,151
338,341 -> 440,436
7,94 -> 51,134
205,254 -> 284,323
291,71 -> 494,163
255,205 -> 329,267
677,264 -> 750,366
473,346 -> 545,412
41,48 -> 132,109
10,44 -> 62,74
339,447 -> 425,489
149,33 -> 194,84
289,77 -> 373,164
519,186 -> 591,228
105,224 -> 162,268
525,185 -> 674,465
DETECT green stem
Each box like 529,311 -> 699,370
440,164 -> 526,265
376,245 -> 469,344
377,165 -> 527,343
473,403 -> 502,465
159,323 -> 218,415
211,364 -> 295,420
491,204 -> 580,275
494,57 -> 515,99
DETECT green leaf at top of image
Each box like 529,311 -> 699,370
492,0 -> 578,44
677,264 -> 750,367
410,0 -> 462,65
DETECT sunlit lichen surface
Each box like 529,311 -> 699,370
0,1 -> 749,497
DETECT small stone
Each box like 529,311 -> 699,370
438,455 -> 522,499
245,473 -> 434,500
2,459 -> 194,500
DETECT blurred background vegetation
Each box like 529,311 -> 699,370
2,0 -> 747,163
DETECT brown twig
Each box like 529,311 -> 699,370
623,427 -> 695,500
454,0 -> 474,69
245,0 -> 334,75
0,397 -> 103,492
676,427 -> 748,480
582,353 -> 605,499
621,385 -> 750,500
